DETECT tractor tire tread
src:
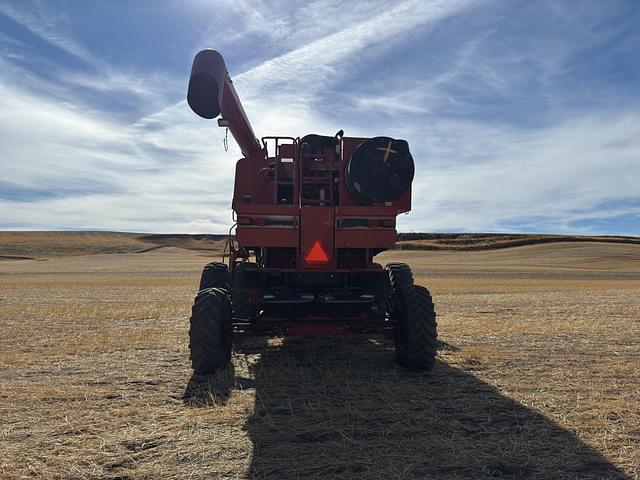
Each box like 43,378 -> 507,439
386,262 -> 414,290
189,287 -> 231,373
395,284 -> 437,371
199,262 -> 230,291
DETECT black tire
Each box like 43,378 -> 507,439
198,262 -> 230,291
189,288 -> 232,373
391,284 -> 437,371
386,262 -> 414,290
232,262 -> 258,321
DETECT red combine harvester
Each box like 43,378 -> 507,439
187,49 -> 437,373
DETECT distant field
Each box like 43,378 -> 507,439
395,232 -> 640,250
0,231 -> 227,259
1,230 -> 639,259
0,233 -> 639,479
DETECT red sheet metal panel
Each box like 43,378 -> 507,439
299,206 -> 335,268
237,227 -> 298,247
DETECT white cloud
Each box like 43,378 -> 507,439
234,0 -> 478,97
193,0 -> 451,58
398,113 -> 640,234
0,77 -> 237,232
0,1 -> 180,117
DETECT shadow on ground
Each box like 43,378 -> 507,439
183,366 -> 235,406
238,336 -> 628,480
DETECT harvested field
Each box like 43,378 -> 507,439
395,233 -> 640,251
0,232 -> 227,259
0,234 -> 639,479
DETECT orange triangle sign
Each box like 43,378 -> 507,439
305,240 -> 329,262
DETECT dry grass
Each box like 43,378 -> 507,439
0,235 -> 639,479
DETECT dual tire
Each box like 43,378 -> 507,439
189,261 -> 256,374
190,261 -> 437,373
386,263 -> 438,371
191,261 -> 232,374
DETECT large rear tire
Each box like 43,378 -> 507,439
387,263 -> 437,371
232,262 -> 258,321
189,288 -> 232,374
198,262 -> 230,291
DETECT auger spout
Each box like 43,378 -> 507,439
187,49 -> 261,157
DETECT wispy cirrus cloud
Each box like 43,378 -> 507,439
235,0 -> 479,95
0,0 -> 95,65
0,0 -> 182,118
0,77 -> 234,232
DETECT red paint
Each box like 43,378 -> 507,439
299,207 -> 335,268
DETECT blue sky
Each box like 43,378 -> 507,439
1,0 -> 639,235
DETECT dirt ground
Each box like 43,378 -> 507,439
0,237 -> 639,479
